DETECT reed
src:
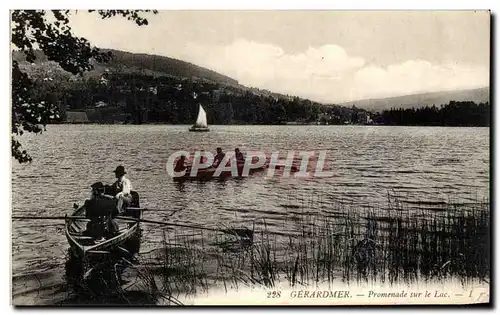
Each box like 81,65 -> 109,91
112,191 -> 490,302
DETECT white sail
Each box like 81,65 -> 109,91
194,105 -> 208,128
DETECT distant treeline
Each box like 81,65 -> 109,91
22,65 -> 490,126
375,101 -> 490,127
27,70 -> 367,125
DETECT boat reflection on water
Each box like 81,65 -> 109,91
63,232 -> 146,304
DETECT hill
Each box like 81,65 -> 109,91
13,49 -> 366,125
12,49 -> 239,86
342,88 -> 490,112
12,49 -> 488,126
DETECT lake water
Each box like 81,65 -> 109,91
11,125 -> 490,303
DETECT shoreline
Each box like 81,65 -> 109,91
50,122 -> 490,127
11,195 -> 491,306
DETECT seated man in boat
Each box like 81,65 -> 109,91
194,150 -> 210,170
112,165 -> 133,214
234,148 -> 245,164
213,147 -> 225,168
174,155 -> 187,172
89,183 -> 114,200
85,182 -> 118,240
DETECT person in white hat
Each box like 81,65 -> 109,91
112,165 -> 133,213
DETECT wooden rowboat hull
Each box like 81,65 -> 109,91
65,206 -> 141,260
173,161 -> 299,181
174,163 -> 267,181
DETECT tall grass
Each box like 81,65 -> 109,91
66,192 -> 490,304
150,193 -> 488,292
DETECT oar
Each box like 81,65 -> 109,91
115,216 -> 254,239
125,207 -> 178,214
72,205 -> 176,213
11,209 -> 178,221
12,215 -> 87,220
116,216 -> 220,232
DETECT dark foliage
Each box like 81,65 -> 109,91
21,67 -> 369,126
11,10 -> 156,163
377,102 -> 490,126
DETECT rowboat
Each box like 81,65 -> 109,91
173,159 -> 300,181
174,162 -> 266,181
65,192 -> 142,260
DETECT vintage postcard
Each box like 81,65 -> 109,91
11,10 -> 490,306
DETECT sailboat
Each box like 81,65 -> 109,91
189,104 -> 210,132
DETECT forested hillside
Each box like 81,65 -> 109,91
12,49 -> 489,126
13,49 -> 367,125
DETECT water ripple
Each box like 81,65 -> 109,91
11,125 -> 489,280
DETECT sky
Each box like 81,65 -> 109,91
68,10 -> 490,103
